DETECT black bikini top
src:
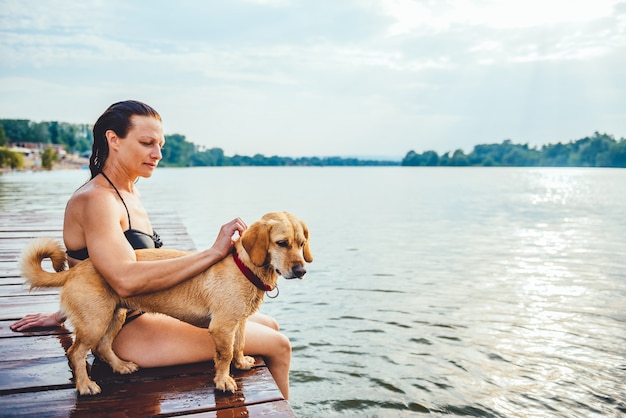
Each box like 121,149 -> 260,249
66,172 -> 163,261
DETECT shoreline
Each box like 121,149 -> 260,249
1,152 -> 89,173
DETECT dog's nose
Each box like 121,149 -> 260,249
292,265 -> 307,278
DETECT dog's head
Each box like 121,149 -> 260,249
241,212 -> 313,279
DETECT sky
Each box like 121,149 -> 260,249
1,0 -> 625,159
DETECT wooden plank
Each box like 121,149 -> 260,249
0,357 -> 293,416
0,333 -> 70,362
180,401 -> 297,418
0,355 -> 74,392
0,361 -> 286,417
0,261 -> 57,279
0,376 -> 295,417
0,276 -> 28,286
0,295 -> 61,321
0,285 -> 58,297
0,211 -> 196,252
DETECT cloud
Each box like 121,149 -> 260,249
378,0 -> 626,66
380,0 -> 619,33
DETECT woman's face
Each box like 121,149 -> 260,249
116,115 -> 165,177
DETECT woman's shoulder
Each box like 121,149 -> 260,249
67,179 -> 118,212
65,188 -> 124,238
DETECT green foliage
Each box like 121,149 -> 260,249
1,118 -> 396,167
1,119 -> 30,142
402,133 -> 626,168
41,147 -> 60,170
0,119 -> 92,153
450,149 -> 469,166
160,134 -> 195,167
0,124 -> 7,146
0,148 -> 24,169
223,154 -> 392,167
190,147 -> 226,166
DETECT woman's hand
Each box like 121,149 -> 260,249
10,312 -> 66,332
211,217 -> 248,259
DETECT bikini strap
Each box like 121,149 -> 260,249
100,171 -> 132,230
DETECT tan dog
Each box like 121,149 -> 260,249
20,212 -> 312,395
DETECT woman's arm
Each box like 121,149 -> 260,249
10,311 -> 66,331
79,192 -> 246,298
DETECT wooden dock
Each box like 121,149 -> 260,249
0,211 -> 296,417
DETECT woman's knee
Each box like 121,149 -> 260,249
264,316 -> 280,332
278,332 -> 292,359
264,332 -> 291,371
244,321 -> 291,360
249,312 -> 280,331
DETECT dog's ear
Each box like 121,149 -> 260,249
302,221 -> 313,263
241,220 -> 270,266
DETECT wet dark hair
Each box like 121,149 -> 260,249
89,100 -> 161,179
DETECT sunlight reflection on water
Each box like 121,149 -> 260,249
1,167 -> 625,417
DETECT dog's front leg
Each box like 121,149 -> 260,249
233,320 -> 255,370
208,320 -> 238,393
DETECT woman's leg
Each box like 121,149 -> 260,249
241,316 -> 291,399
111,312 -> 291,399
248,311 -> 280,330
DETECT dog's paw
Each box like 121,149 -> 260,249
214,375 -> 238,393
234,355 -> 255,370
113,360 -> 139,375
77,380 -> 102,395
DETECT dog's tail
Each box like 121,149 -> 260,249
19,237 -> 70,290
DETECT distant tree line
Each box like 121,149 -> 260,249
0,119 -> 93,153
0,119 -> 395,167
2,119 -> 625,169
152,133 -> 395,167
402,132 -> 626,168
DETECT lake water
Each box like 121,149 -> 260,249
1,167 -> 625,418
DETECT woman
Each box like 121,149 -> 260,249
10,100 -> 291,399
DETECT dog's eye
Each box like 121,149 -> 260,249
276,240 -> 289,248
